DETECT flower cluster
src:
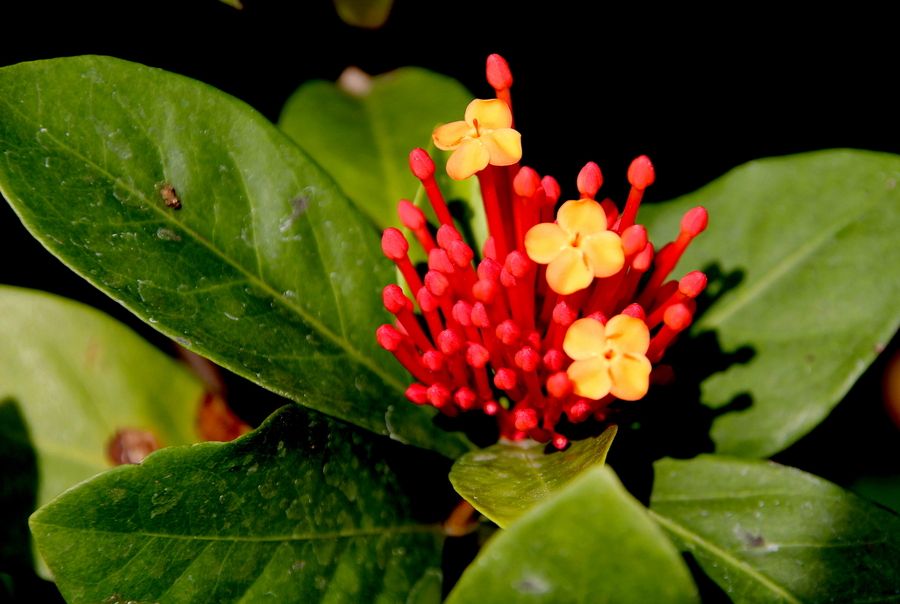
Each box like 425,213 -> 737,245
376,54 -> 708,448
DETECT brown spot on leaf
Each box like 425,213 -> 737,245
107,428 -> 161,465
198,392 -> 251,442
158,182 -> 181,209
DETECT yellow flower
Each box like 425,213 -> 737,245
524,199 -> 625,295
563,315 -> 651,401
432,99 -> 522,180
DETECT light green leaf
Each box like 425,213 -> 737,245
449,427 -> 616,528
30,406 -> 444,603
333,0 -> 393,28
0,286 -> 203,577
447,465 -> 699,604
0,56 -> 472,458
642,150 -> 900,457
650,455 -> 900,603
279,67 -> 481,233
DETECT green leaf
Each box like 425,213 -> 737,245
0,285 -> 202,576
650,455 -> 900,603
279,67 -> 480,233
642,150 -> 900,457
0,56 -> 472,458
333,0 -> 394,28
447,465 -> 699,604
449,426 -> 617,528
30,406 -> 444,603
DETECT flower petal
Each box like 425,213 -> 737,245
581,230 -> 625,278
464,98 -> 512,130
546,247 -> 593,295
481,128 -> 522,166
567,357 -> 612,400
446,139 -> 490,180
524,223 -> 570,264
605,314 -> 650,355
433,121 -> 472,150
609,353 -> 652,401
556,198 -> 608,236
563,317 -> 607,361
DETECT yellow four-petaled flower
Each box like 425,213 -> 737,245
432,99 -> 522,180
563,315 -> 652,401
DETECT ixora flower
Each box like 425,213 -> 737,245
377,54 -> 708,448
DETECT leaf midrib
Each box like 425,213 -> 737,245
0,95 -> 406,395
648,509 -> 802,604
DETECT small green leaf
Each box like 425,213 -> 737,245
279,67 -> 480,232
30,406 -> 444,603
449,427 -> 617,527
0,287 -> 203,572
333,0 -> 393,28
650,455 -> 900,603
0,56 -> 472,457
642,150 -> 900,457
447,465 -> 699,604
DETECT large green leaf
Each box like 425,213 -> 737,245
449,427 -> 616,528
447,465 -> 699,604
30,406 -> 444,603
279,67 -> 481,233
0,56 -> 471,457
0,286 -> 202,577
642,150 -> 900,457
650,455 -> 900,603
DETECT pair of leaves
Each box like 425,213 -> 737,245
450,445 -> 900,602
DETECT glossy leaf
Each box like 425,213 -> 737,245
449,426 -> 616,527
447,466 -> 699,604
0,286 -> 202,575
30,405 -> 444,603
642,150 -> 900,457
279,67 -> 481,233
650,455 -> 900,603
0,56 -> 471,457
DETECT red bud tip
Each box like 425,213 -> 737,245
546,371 -> 573,398
633,243 -> 655,271
621,225 -> 648,256
408,148 -> 435,180
465,343 -> 490,368
577,162 -> 603,198
482,236 -> 497,259
664,303 -> 693,331
513,166 -> 541,197
382,284 -> 410,314
405,383 -> 428,404
471,303 -> 491,328
552,300 -> 578,326
514,346 -> 540,372
484,401 -> 500,415
500,268 -> 517,289
454,387 -> 478,410
422,350 -> 445,371
425,270 -> 450,297
436,224 -> 462,249
567,400 -> 592,423
504,250 -> 531,278
416,287 -> 439,312
541,176 -> 561,204
452,301 -> 473,326
543,348 -> 565,371
477,257 -> 502,281
397,199 -> 426,230
494,367 -> 518,390
381,228 -> 409,260
526,330 -> 542,349
428,248 -> 455,274
627,155 -> 655,189
376,324 -> 403,351
437,329 -> 464,355
448,240 -> 474,268
427,383 -> 452,408
586,311 -> 607,323
496,319 -> 521,345
678,271 -> 707,298
681,206 -> 708,236
513,407 -> 538,431
621,303 -> 646,320
472,279 -> 498,303
486,53 -> 513,89
552,434 -> 569,450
